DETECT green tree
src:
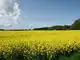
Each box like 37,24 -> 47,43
71,19 -> 80,30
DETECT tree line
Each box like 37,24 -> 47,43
33,19 -> 80,30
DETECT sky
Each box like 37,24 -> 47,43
1,0 -> 80,29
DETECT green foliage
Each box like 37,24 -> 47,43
70,53 -> 80,60
71,19 -> 80,30
59,56 -> 69,60
0,29 -> 4,31
33,25 -> 71,30
0,49 -> 80,60
33,27 -> 50,30
33,18 -> 80,30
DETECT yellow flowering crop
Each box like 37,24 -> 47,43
0,30 -> 80,60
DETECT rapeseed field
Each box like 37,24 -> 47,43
0,30 -> 80,60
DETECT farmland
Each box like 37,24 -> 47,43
0,30 -> 80,60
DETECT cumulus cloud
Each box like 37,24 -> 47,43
0,0 -> 20,26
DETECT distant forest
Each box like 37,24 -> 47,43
0,19 -> 80,31
33,19 -> 80,30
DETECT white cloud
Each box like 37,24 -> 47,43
0,0 -> 20,26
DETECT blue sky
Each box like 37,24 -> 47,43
6,0 -> 80,29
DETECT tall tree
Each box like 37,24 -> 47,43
71,19 -> 80,30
